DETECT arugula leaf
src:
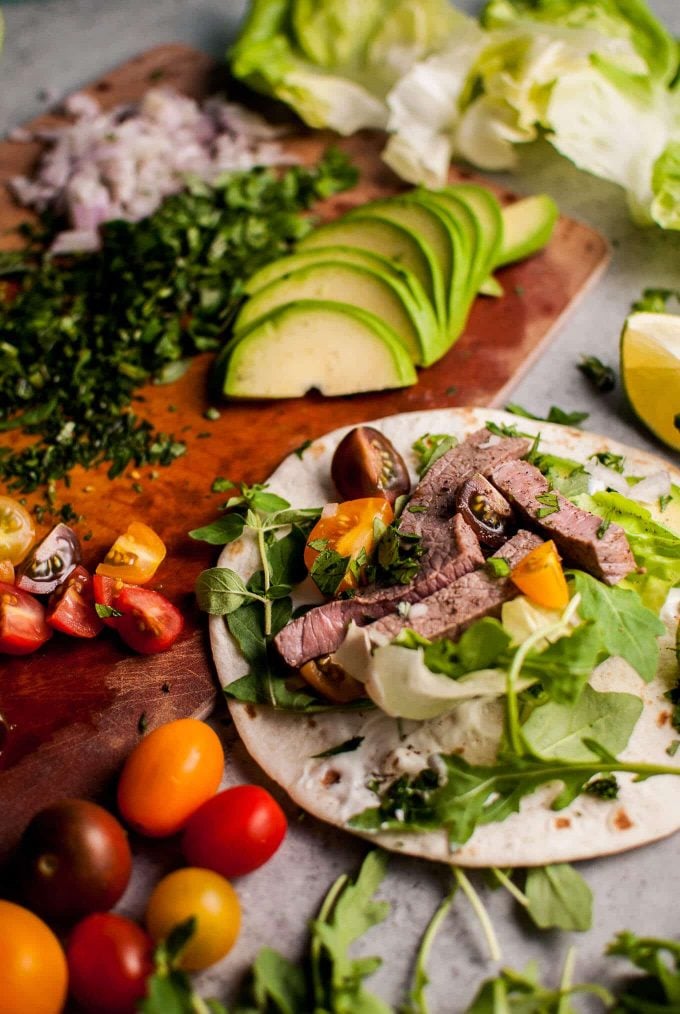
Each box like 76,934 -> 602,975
631,287 -> 680,313
521,686 -> 643,762
467,955 -> 611,1014
524,864 -> 593,932
140,918 -> 228,1014
570,571 -> 664,683
506,404 -> 589,427
518,624 -> 606,706
411,433 -> 457,477
350,750 -> 680,848
243,948 -> 307,1014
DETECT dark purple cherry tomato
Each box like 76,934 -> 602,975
15,799 -> 132,924
15,524 -> 81,595
455,473 -> 512,548
331,426 -> 410,505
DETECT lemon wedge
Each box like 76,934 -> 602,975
621,310 -> 680,452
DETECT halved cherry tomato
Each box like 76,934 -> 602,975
145,868 -> 240,971
66,913 -> 154,1014
182,785 -> 287,877
96,522 -> 166,584
304,497 -> 394,594
117,718 -> 223,837
15,523 -> 81,595
0,495 -> 35,565
47,565 -> 104,638
510,540 -> 570,609
0,900 -> 68,1014
114,585 -> 183,654
0,582 -> 52,655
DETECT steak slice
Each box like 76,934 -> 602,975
398,428 -> 531,571
274,515 -> 483,669
365,530 -> 543,643
274,428 -> 530,669
489,459 -> 635,585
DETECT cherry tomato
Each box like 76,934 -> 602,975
117,718 -> 224,837
182,785 -> 287,877
66,913 -> 154,1014
0,581 -> 52,655
15,799 -> 132,924
0,900 -> 68,1014
15,523 -> 81,595
304,497 -> 394,593
114,584 -> 183,654
47,565 -> 104,638
97,522 -> 166,584
511,539 -> 570,609
0,495 -> 35,564
145,868 -> 240,971
331,426 -> 411,504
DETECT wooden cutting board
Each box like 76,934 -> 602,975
0,44 -> 609,860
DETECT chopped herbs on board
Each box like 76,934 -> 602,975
0,150 -> 357,491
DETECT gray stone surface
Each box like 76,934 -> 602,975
1,2 -> 679,1010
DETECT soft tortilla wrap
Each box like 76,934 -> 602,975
209,407 -> 680,867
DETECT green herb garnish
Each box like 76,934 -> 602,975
506,403 -> 590,427
578,355 -> 616,392
535,492 -> 560,518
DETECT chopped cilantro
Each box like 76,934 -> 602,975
486,557 -> 511,577
535,492 -> 560,518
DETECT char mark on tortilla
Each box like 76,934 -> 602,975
489,459 -> 636,585
274,430 -> 530,670
365,529 -> 543,643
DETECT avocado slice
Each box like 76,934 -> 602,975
297,216 -> 439,318
244,246 -> 425,301
414,190 -> 479,344
497,194 -> 559,266
218,300 -> 417,398
445,183 -> 503,293
233,261 -> 437,365
348,199 -> 450,331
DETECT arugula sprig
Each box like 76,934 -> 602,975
140,918 -> 227,1014
506,404 -> 590,428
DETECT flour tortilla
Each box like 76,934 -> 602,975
210,407 -> 680,867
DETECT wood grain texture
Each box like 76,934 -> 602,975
0,44 -> 609,859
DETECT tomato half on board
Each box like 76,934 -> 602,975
96,522 -> 166,584
304,497 -> 394,594
47,565 -> 104,638
0,582 -> 51,655
92,576 -> 183,653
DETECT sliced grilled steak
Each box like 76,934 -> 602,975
398,428 -> 530,571
274,515 -> 483,669
365,530 -> 543,643
489,459 -> 635,585
274,428 -> 530,669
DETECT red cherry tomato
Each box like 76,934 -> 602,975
0,581 -> 51,655
15,799 -> 132,924
117,718 -> 224,837
182,785 -> 287,877
66,913 -> 154,1014
114,585 -> 183,654
92,575 -> 183,653
47,565 -> 104,638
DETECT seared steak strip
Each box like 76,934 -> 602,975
365,530 -> 543,643
274,429 -> 530,669
489,459 -> 635,585
275,515 -> 482,669
398,428 -> 530,571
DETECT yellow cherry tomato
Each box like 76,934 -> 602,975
0,559 -> 15,583
117,718 -> 224,837
96,522 -> 166,584
0,900 -> 68,1014
510,540 -> 569,610
145,868 -> 241,970
0,495 -> 35,564
304,497 -> 394,593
